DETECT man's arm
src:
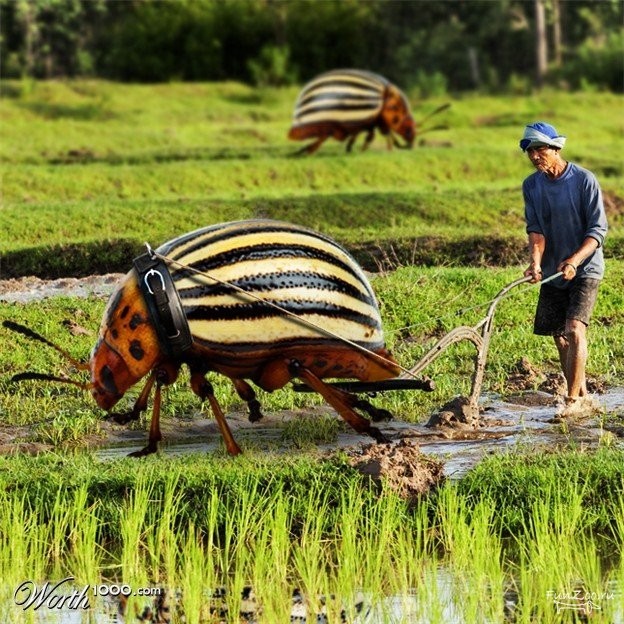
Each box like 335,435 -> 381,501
558,236 -> 600,281
525,231 -> 546,282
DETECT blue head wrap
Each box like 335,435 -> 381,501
519,122 -> 566,152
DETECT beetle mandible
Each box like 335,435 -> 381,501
7,219 -> 401,456
288,69 -> 416,155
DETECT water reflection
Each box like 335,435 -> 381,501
7,571 -> 623,623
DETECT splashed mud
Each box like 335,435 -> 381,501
51,383 -> 619,485
0,274 -> 124,303
1,341 -> 622,484
346,438 -> 446,501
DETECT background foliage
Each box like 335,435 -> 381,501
1,0 -> 622,93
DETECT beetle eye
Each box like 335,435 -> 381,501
91,340 -> 130,402
99,364 -> 120,396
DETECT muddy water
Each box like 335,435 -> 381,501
418,385 -> 624,478
0,274 -> 124,303
93,386 -> 624,480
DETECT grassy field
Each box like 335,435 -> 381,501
0,81 -> 623,622
1,81 -> 622,276
2,449 -> 624,623
0,263 -> 622,444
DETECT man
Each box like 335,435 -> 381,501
520,121 -> 608,418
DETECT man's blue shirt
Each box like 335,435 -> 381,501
523,162 -> 608,288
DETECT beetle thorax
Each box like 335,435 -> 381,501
381,85 -> 415,146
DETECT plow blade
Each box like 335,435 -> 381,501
292,377 -> 435,394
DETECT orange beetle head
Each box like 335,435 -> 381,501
90,271 -> 162,410
381,85 -> 416,147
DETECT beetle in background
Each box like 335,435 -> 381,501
288,69 -> 449,155
6,219 -> 402,457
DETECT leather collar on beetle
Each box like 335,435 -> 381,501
133,249 -> 193,359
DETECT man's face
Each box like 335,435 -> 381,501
526,144 -> 559,173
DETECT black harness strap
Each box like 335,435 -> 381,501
133,252 -> 193,359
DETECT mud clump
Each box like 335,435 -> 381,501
425,396 -> 481,429
505,357 -> 606,399
347,439 -> 445,501
506,357 -> 546,391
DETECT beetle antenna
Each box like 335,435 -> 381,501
2,320 -> 89,371
11,371 -> 92,390
418,102 -> 451,129
417,124 -> 449,136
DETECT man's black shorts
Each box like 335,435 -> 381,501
534,278 -> 601,336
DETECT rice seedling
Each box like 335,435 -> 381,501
145,472 -> 186,587
291,490 -> 334,617
433,486 -> 505,622
117,472 -> 154,590
178,524 -> 209,624
1,449 -> 624,622
65,483 -> 102,588
249,492 -> 295,623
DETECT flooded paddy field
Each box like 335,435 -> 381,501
3,382 -> 624,623
2,271 -> 623,476
2,82 -> 622,624
84,385 -> 624,479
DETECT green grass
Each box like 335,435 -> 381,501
0,79 -> 623,622
1,81 -> 622,277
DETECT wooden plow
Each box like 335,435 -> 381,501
294,275 -> 538,411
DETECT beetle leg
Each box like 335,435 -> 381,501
108,372 -> 156,425
345,134 -> 358,152
288,360 -> 388,443
190,373 -> 242,456
128,370 -> 167,457
349,397 -> 393,423
232,379 -> 264,423
361,128 -> 375,151
295,135 -> 328,156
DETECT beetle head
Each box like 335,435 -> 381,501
90,271 -> 162,409
381,85 -> 415,148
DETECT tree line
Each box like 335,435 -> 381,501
1,0 -> 622,93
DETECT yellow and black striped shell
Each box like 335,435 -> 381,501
159,219 -> 385,353
288,69 -> 415,153
291,69 -> 389,129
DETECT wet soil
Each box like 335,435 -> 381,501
0,273 -> 124,302
346,439 -> 445,502
2,380 -> 622,500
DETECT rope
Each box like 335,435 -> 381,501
384,270 -> 562,336
150,248 -> 419,379
149,243 -> 560,380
